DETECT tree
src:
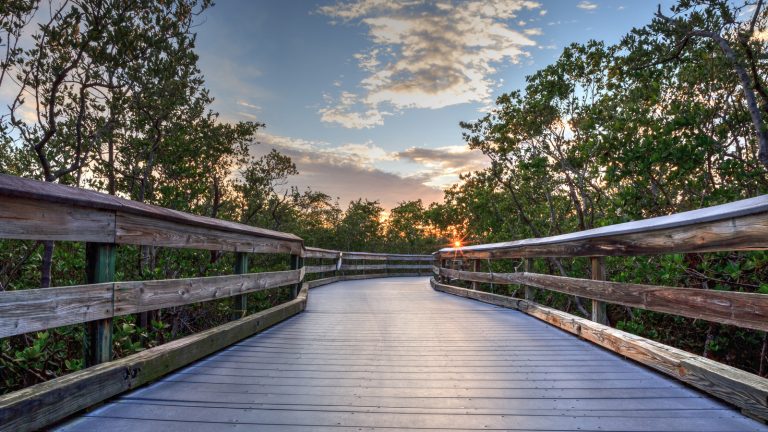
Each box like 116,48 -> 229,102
647,1 -> 768,168
235,149 -> 298,230
386,199 -> 438,253
337,199 -> 384,252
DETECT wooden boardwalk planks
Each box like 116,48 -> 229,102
56,277 -> 768,431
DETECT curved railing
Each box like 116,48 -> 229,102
433,196 -> 768,420
0,174 -> 431,431
4,171 -> 768,428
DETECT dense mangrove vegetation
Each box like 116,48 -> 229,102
2,0 -> 768,393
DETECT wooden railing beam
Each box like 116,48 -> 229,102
436,267 -> 768,332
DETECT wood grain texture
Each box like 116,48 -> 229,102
430,278 -> 768,421
339,272 -> 422,280
0,290 -> 308,432
0,196 -> 115,242
115,212 -> 302,254
305,264 -> 337,274
58,278 -> 764,432
523,258 -> 535,300
0,271 -> 302,338
343,252 -> 433,261
386,264 -> 433,270
84,243 -> 116,366
308,276 -> 341,289
341,264 -> 388,271
439,209 -> 768,260
0,284 -> 114,338
114,270 -> 302,315
438,267 -> 768,331
591,257 -> 608,325
307,273 -> 426,289
0,174 -> 302,246
303,247 -> 341,260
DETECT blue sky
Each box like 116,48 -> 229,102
194,0 -> 674,210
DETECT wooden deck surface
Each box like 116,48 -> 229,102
57,277 -> 768,431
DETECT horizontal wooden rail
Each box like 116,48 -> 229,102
0,173 -> 440,431
0,269 -> 303,338
387,264 -> 432,270
430,278 -> 768,421
305,264 -> 338,274
0,283 -> 309,432
304,247 -> 341,260
436,267 -> 768,332
438,195 -> 768,259
433,196 -> 768,422
341,263 -> 387,271
342,251 -> 433,261
0,175 -> 303,254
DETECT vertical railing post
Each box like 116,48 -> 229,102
440,259 -> 447,283
471,259 -> 479,290
231,252 -> 249,320
524,258 -> 535,301
290,253 -> 303,298
591,256 -> 608,325
84,242 -> 116,367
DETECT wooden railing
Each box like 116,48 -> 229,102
0,174 -> 431,431
6,170 -> 768,426
432,195 -> 768,421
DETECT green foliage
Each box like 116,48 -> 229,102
436,0 -> 768,377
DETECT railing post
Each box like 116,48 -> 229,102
524,258 -> 535,301
471,259 -> 479,290
440,259 -> 447,283
290,253 -> 303,298
84,242 -> 116,367
591,256 -> 608,325
231,252 -> 249,320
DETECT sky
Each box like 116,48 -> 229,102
194,0 -> 675,210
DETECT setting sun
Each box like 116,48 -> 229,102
453,240 -> 462,248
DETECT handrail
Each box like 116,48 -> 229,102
0,174 -> 303,254
0,174 -> 434,432
437,194 -> 768,259
0,175 -> 433,339
432,194 -> 768,421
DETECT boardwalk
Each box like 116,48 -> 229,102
58,277 -> 767,431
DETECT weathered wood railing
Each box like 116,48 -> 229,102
433,195 -> 768,421
0,174 -> 430,431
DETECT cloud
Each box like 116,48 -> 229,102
249,133 -> 445,209
254,132 -> 394,168
523,27 -> 543,36
396,145 -> 489,187
577,1 -> 598,10
237,100 -> 262,110
318,0 -> 540,128
248,132 -> 492,207
318,91 -> 389,129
